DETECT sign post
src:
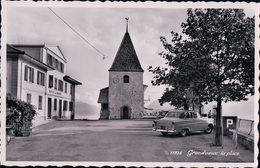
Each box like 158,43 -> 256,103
222,116 -> 238,136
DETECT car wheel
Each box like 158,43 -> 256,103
205,125 -> 213,134
161,132 -> 168,136
180,129 -> 188,137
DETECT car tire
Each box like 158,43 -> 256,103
161,132 -> 168,136
180,129 -> 188,137
205,125 -> 213,134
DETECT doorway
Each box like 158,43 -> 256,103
47,98 -> 52,119
59,99 -> 62,118
121,106 -> 130,119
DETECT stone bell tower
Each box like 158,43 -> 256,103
108,18 -> 144,119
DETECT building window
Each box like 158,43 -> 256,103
63,100 -> 68,111
55,59 -> 59,70
69,101 -> 73,111
47,54 -> 53,66
26,93 -> 32,104
38,96 -> 43,110
49,75 -> 53,88
60,63 -> 64,73
24,65 -> 34,83
30,68 -> 34,83
123,75 -> 129,83
54,98 -> 57,110
54,78 -> 57,90
58,80 -> 63,92
65,83 -> 67,93
37,71 -> 45,86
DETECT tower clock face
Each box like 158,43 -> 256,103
113,77 -> 119,84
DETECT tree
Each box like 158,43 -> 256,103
6,97 -> 37,136
148,9 -> 254,146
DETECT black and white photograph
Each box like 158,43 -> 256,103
1,1 -> 258,167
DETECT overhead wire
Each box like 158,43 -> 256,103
48,7 -> 107,59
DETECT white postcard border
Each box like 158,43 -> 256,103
1,1 -> 259,167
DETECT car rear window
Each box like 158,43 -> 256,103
165,112 -> 181,118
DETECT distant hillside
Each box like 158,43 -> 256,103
146,100 -> 175,111
75,101 -> 100,120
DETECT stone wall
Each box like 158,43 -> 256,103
108,71 -> 144,119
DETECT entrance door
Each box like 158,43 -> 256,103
59,99 -> 62,118
122,106 -> 129,119
47,98 -> 52,119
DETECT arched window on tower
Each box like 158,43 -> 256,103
123,75 -> 129,83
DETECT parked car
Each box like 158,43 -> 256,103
152,110 -> 214,137
156,110 -> 169,120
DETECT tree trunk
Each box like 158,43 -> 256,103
214,96 -> 222,146
199,103 -> 202,115
184,103 -> 189,110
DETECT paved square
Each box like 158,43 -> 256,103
6,120 -> 254,162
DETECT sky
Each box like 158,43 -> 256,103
6,6 -> 256,120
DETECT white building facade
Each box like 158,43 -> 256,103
7,44 -> 81,126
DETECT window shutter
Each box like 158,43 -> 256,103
30,68 -> 34,83
37,71 -> 40,85
42,73 -> 45,86
24,65 -> 28,81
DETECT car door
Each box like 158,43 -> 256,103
184,112 -> 194,131
188,112 -> 199,131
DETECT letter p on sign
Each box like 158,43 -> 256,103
227,119 -> 233,128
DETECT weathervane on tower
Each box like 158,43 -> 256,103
125,17 -> 129,32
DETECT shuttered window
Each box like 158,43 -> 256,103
37,71 -> 45,86
24,65 -> 34,83
49,75 -> 53,88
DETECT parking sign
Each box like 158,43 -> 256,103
222,116 -> 237,136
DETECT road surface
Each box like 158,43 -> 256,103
6,120 -> 254,162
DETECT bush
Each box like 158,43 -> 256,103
6,97 -> 37,136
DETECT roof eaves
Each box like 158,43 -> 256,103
7,44 -> 26,54
63,75 -> 82,85
108,69 -> 144,72
12,44 -> 45,48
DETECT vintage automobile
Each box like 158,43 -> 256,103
156,110 -> 169,120
152,110 -> 214,137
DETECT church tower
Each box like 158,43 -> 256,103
108,19 -> 144,119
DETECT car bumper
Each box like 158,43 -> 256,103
152,128 -> 177,133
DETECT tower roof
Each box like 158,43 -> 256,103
109,32 -> 144,72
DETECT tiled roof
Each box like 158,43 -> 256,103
98,87 -> 109,103
109,32 -> 143,72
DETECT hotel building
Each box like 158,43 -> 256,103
7,44 -> 81,126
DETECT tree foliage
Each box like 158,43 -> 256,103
149,8 -> 254,108
6,97 -> 37,136
149,8 -> 254,145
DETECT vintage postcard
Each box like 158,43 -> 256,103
0,1 -> 259,167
